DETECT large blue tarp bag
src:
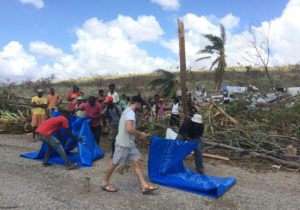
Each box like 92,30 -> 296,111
148,136 -> 235,198
21,112 -> 104,167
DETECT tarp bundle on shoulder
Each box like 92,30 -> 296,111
148,136 -> 235,198
21,112 -> 104,167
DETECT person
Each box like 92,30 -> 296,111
195,86 -> 202,102
35,110 -> 82,170
74,96 -> 86,117
125,96 -> 130,108
31,89 -> 47,142
176,114 -> 205,174
96,89 -> 105,105
101,95 -> 159,194
107,84 -> 119,104
170,97 -> 180,127
47,87 -> 62,117
157,98 -> 165,122
119,94 -> 127,110
74,96 -> 102,145
102,96 -> 122,157
97,89 -> 107,127
67,85 -> 83,111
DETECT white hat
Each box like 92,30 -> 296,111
191,114 -> 202,124
37,89 -> 43,93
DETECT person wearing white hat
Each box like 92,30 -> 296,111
176,114 -> 205,174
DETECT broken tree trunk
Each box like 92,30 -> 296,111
177,18 -> 189,119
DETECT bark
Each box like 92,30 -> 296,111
177,19 -> 189,119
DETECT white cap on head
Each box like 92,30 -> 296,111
37,89 -> 43,93
191,114 -> 202,124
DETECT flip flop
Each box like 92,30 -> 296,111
42,162 -> 53,167
66,162 -> 79,170
142,185 -> 159,195
101,184 -> 118,193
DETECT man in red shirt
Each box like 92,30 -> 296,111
35,110 -> 83,170
74,96 -> 102,145
67,85 -> 83,110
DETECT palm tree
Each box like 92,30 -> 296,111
196,24 -> 226,92
147,69 -> 180,98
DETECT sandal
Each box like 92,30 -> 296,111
42,162 -> 53,167
66,162 -> 79,170
101,184 -> 117,192
142,184 -> 159,195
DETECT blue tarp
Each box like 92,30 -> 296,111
21,112 -> 104,167
148,136 -> 236,198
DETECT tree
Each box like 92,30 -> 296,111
147,69 -> 179,98
196,24 -> 226,92
177,18 -> 189,119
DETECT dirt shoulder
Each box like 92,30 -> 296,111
0,134 -> 299,209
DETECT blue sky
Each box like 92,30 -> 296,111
0,0 -> 299,82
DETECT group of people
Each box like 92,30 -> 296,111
30,83 -> 206,194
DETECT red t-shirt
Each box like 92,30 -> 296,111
78,102 -> 102,127
36,116 -> 69,136
67,91 -> 81,110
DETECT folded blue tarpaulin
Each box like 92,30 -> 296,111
148,136 -> 236,198
21,112 -> 104,167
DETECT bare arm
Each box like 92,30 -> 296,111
56,130 -> 69,146
125,120 -> 147,139
65,128 -> 82,142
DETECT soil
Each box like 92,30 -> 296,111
0,134 -> 299,209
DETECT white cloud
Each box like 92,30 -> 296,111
29,41 -> 64,59
151,0 -> 180,10
162,0 -> 300,69
19,0 -> 44,9
0,41 -> 37,81
220,13 -> 240,30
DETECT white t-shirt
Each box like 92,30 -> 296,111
116,107 -> 136,148
108,91 -> 120,103
171,103 -> 179,115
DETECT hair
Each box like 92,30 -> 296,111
126,96 -> 130,101
89,96 -> 96,103
173,97 -> 179,103
131,95 -> 144,104
109,83 -> 115,89
60,109 -> 71,116
99,89 -> 104,93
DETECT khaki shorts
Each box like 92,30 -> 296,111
113,144 -> 141,165
32,114 -> 46,127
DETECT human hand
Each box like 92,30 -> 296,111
139,132 -> 148,139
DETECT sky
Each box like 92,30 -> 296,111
0,0 -> 299,82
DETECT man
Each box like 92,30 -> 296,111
119,94 -> 127,110
74,96 -> 102,145
176,114 -> 205,174
32,89 -> 48,142
107,84 -> 119,104
102,96 -> 122,157
67,85 -> 83,111
96,89 -> 106,126
101,95 -> 158,194
47,88 -> 62,117
35,110 -> 82,170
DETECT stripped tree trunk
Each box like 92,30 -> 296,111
177,19 -> 189,119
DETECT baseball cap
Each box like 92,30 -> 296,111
104,96 -> 113,103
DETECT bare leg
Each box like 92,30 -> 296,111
133,159 -> 158,194
101,162 -> 119,191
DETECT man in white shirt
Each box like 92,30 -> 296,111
101,95 -> 158,195
107,83 -> 119,104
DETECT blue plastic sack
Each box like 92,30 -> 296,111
21,112 -> 104,167
148,136 -> 236,198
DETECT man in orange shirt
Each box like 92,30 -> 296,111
47,88 -> 62,117
67,85 -> 83,110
